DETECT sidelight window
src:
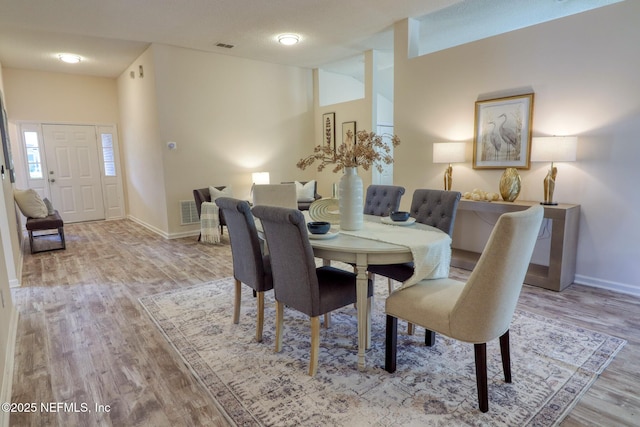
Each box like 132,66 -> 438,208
24,131 -> 43,179
100,133 -> 116,176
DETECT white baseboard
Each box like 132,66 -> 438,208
126,215 -> 170,239
0,307 -> 19,427
168,230 -> 200,240
575,275 -> 640,298
126,215 -> 200,240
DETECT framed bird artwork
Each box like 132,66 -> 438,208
473,93 -> 534,169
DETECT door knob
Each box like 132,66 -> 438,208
49,178 -> 56,183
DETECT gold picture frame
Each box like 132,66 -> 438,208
473,93 -> 534,169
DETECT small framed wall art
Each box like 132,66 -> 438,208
342,121 -> 356,145
322,112 -> 336,153
473,93 -> 534,169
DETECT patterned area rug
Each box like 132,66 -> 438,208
140,273 -> 625,426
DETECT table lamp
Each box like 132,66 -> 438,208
250,171 -> 270,198
432,142 -> 466,191
252,172 -> 270,186
530,136 -> 577,205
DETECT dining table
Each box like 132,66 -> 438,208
305,213 -> 452,371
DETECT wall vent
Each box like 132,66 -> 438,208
180,200 -> 200,225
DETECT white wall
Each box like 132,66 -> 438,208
393,1 -> 640,294
118,44 -> 315,237
318,69 -> 364,107
2,69 -> 119,124
117,47 -> 168,235
0,62 -> 19,427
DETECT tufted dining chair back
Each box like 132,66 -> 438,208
367,188 -> 462,337
364,185 -> 406,216
215,197 -> 273,342
409,189 -> 462,235
252,205 -> 372,376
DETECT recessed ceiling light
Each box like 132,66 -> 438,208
277,34 -> 300,46
58,53 -> 82,64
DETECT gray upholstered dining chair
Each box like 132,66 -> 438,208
367,189 -> 461,340
363,185 -> 406,216
385,205 -> 544,413
368,189 -> 461,283
215,197 -> 273,342
252,205 -> 373,376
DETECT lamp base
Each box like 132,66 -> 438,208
540,202 -> 558,206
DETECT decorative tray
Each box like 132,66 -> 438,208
309,198 -> 340,224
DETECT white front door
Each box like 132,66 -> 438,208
43,124 -> 105,223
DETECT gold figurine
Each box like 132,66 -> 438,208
444,164 -> 453,191
543,165 -> 558,205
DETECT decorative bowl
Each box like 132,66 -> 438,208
307,221 -> 331,234
390,211 -> 410,222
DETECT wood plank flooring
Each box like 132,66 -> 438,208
9,219 -> 640,426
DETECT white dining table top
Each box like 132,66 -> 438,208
305,213 -> 450,262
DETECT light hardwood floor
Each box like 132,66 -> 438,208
9,219 -> 640,426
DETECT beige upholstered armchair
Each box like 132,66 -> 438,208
252,184 -> 298,209
384,205 -> 544,412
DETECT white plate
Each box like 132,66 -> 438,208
380,216 -> 416,226
308,230 -> 339,240
309,198 -> 340,224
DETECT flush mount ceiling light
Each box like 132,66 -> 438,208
58,53 -> 82,64
277,34 -> 300,46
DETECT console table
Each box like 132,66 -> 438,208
451,199 -> 580,291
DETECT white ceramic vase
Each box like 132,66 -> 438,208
338,167 -> 364,231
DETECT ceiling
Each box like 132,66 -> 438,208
0,0 -> 622,79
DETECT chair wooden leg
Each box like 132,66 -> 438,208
323,313 -> 331,329
407,323 -> 414,335
275,301 -> 284,353
424,329 -> 435,346
474,343 -> 489,413
385,315 -> 398,373
233,279 -> 241,324
256,292 -> 264,342
366,295 -> 373,349
309,316 -> 320,376
499,330 -> 512,383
